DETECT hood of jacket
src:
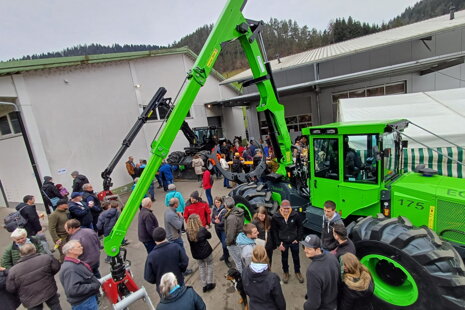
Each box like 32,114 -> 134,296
229,207 -> 244,217
15,202 -> 29,210
245,267 -> 270,283
323,211 -> 342,225
160,285 -> 188,304
76,175 -> 87,182
105,208 -> 118,218
236,232 -> 255,246
344,269 -> 373,292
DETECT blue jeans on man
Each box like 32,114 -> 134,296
205,188 -> 213,207
72,295 -> 98,310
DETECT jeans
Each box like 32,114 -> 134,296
215,227 -> 229,259
72,295 -> 98,310
281,242 -> 300,273
227,245 -> 242,273
223,177 -> 230,188
143,241 -> 155,254
198,253 -> 214,287
147,182 -> 155,201
155,174 -> 163,187
28,293 -> 61,310
205,188 -> 213,207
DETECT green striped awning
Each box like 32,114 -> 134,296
403,147 -> 464,178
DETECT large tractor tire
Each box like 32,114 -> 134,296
166,151 -> 185,165
229,183 -> 277,223
349,215 -> 465,310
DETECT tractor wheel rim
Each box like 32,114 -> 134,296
235,203 -> 252,224
360,254 -> 418,306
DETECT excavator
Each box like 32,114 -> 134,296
102,0 -> 465,309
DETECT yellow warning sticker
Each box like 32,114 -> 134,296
428,206 -> 435,229
207,49 -> 218,68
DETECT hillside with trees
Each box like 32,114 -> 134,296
8,0 -> 465,75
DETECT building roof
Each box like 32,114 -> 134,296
223,10 -> 465,84
0,47 -> 229,85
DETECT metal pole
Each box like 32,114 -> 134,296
15,110 -> 51,214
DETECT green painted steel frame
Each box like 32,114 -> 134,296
104,0 -> 293,255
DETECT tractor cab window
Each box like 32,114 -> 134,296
343,134 -> 378,183
313,138 -> 339,180
382,132 -> 400,180
194,128 -> 209,144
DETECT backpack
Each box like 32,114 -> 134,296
4,206 -> 28,232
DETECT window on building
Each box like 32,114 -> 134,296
0,113 -> 21,137
332,81 -> 407,121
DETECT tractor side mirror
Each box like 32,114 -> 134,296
402,140 -> 408,148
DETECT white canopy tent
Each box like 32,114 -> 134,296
338,88 -> 465,148
338,88 -> 465,177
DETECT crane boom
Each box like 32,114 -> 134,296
104,0 -> 293,256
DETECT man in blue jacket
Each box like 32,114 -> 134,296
144,227 -> 189,295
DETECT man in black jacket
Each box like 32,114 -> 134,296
144,227 -> 189,294
42,176 -> 63,209
82,183 -> 102,232
271,200 -> 304,284
333,223 -> 356,259
138,197 -> 159,253
16,195 -> 42,237
71,171 -> 89,193
0,267 -> 20,310
68,192 -> 94,229
301,234 -> 340,310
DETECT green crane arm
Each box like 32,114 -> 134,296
104,0 -> 293,256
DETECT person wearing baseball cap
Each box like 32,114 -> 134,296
271,200 -> 304,284
301,234 -> 340,310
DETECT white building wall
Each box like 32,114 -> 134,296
222,107 -> 246,140
0,53 -> 238,206
0,135 -> 41,207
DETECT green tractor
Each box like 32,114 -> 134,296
102,0 -> 465,309
227,119 -> 465,309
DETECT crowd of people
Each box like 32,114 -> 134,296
138,181 -> 374,310
0,150 -> 374,310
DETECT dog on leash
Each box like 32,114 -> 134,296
225,268 -> 248,310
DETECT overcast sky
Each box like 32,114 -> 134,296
1,0 -> 421,61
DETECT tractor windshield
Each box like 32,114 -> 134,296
343,134 -> 378,183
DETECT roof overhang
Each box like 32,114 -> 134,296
216,51 -> 465,107
0,102 -> 17,115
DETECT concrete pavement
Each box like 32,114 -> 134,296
0,178 -> 310,309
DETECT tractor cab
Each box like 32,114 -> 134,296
302,119 -> 408,223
